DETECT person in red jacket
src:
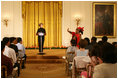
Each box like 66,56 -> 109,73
67,27 -> 84,48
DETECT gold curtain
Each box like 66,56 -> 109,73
22,1 -> 62,48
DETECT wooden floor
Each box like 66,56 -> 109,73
26,49 -> 66,57
19,49 -> 70,78
26,49 -> 67,63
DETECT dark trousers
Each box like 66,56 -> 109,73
38,36 -> 44,52
13,63 -> 20,76
22,54 -> 27,68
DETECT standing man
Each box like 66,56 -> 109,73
36,23 -> 46,53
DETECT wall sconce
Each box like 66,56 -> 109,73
2,19 -> 8,27
76,18 -> 80,27
74,15 -> 81,27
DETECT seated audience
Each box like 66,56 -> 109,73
84,37 -> 92,52
9,37 -> 18,56
16,37 -> 27,68
75,39 -> 88,56
89,42 -> 117,78
1,41 -> 13,77
102,36 -> 108,43
3,37 -> 17,64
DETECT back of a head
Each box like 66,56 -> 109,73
98,41 -> 104,46
89,44 -> 102,57
1,41 -> 5,52
2,37 -> 10,45
91,37 -> 97,42
17,37 -> 22,43
71,39 -> 77,46
102,42 -> 117,64
84,37 -> 90,45
102,36 -> 108,43
10,37 -> 16,43
79,39 -> 87,48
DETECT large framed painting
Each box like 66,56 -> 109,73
93,2 -> 117,37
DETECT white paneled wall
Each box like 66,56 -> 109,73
1,1 -> 22,40
1,1 -> 117,46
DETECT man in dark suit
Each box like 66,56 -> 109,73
36,23 -> 46,53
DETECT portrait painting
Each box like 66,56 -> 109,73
93,2 -> 117,37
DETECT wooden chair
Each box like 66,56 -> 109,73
1,65 -> 7,78
86,64 -> 94,78
73,59 -> 87,78
65,52 -> 75,76
72,56 -> 91,78
17,57 -> 25,69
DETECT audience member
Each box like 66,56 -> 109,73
16,37 -> 27,68
102,36 -> 108,43
9,37 -> 18,56
75,39 -> 88,56
3,37 -> 17,64
89,42 -> 117,78
84,37 -> 92,51
66,39 -> 77,62
98,41 -> 104,46
1,41 -> 13,77
90,37 -> 97,46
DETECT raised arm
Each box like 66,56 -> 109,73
67,28 -> 72,34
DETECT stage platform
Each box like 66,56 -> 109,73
26,49 -> 67,64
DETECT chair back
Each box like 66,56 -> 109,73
1,65 -> 7,78
73,56 -> 91,78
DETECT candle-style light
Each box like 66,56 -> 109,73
75,15 -> 81,27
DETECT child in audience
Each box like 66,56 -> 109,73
89,42 -> 117,78
67,27 -> 84,48
75,39 -> 88,56
66,39 -> 77,62
16,37 -> 27,69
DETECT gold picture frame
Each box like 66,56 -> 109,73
93,2 -> 117,38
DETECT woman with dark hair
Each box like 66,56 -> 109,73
75,39 -> 88,56
36,23 -> 46,53
89,42 -> 117,78
67,27 -> 84,48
